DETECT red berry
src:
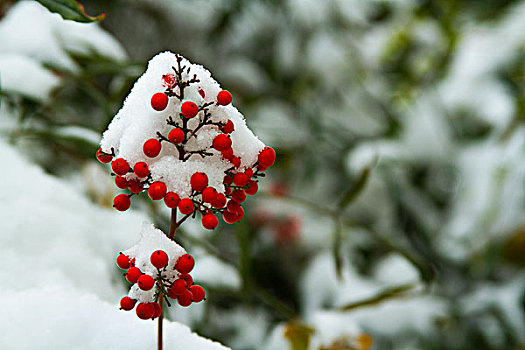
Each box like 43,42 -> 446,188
179,274 -> 193,286
227,200 -> 241,213
213,134 -> 232,151
232,189 -> 246,203
150,250 -> 169,269
223,175 -> 233,185
190,285 -> 205,303
202,187 -> 217,203
115,175 -> 128,189
138,274 -> 155,291
96,148 -> 112,163
120,296 -> 136,311
233,173 -> 249,187
126,267 -> 142,284
177,290 -> 193,307
222,210 -> 237,224
191,172 -> 208,192
258,147 -> 276,168
211,193 -> 227,209
245,168 -> 254,178
181,101 -> 199,118
143,139 -> 162,158
148,181 -> 167,200
178,198 -> 194,215
198,89 -> 205,98
152,302 -> 161,318
222,148 -> 234,160
202,213 -> 218,230
236,206 -> 245,221
128,179 -> 144,194
245,180 -> 258,195
231,156 -> 241,168
133,162 -> 150,178
225,187 -> 232,196
221,120 -> 234,134
136,302 -> 155,320
113,194 -> 131,211
164,192 -> 180,208
111,158 -> 130,176
167,287 -> 177,299
162,74 -> 176,88
151,92 -> 169,111
168,128 -> 185,144
169,279 -> 187,296
175,254 -> 195,274
116,253 -> 131,269
217,90 -> 232,106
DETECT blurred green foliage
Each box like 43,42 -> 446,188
2,0 -> 525,349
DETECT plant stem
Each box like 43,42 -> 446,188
158,297 -> 163,350
168,208 -> 178,240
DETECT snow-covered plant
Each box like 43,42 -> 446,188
115,223 -> 203,317
96,51 -> 275,347
97,52 -> 275,226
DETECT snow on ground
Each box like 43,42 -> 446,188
0,139 -> 230,349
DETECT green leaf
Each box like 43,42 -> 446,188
337,162 -> 375,210
338,283 -> 417,312
36,0 -> 105,23
332,219 -> 344,280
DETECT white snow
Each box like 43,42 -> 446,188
0,54 -> 61,101
438,1 -> 525,131
300,253 -> 444,338
0,139 -> 230,349
0,1 -> 126,71
0,286 -> 229,350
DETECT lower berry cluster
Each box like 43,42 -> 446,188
117,249 -> 205,320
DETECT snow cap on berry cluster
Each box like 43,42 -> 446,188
100,52 -> 265,197
123,222 -> 186,302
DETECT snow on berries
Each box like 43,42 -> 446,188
117,223 -> 205,319
96,148 -> 113,163
98,52 -> 275,229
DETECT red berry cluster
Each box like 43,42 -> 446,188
96,54 -> 276,230
117,250 -> 205,320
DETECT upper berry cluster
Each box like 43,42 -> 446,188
96,52 -> 275,230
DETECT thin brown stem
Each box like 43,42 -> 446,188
157,297 -> 164,350
168,208 -> 178,240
